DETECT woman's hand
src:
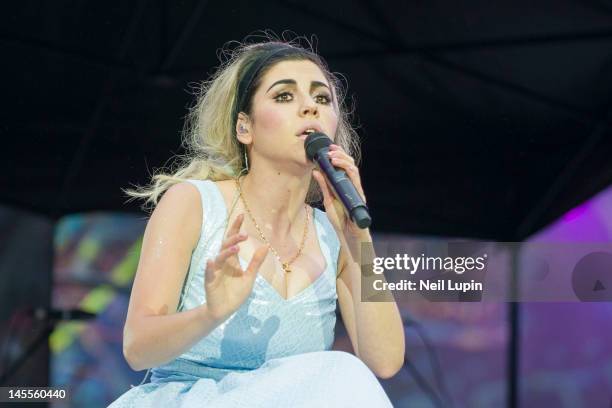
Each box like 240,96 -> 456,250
204,213 -> 269,322
312,144 -> 370,256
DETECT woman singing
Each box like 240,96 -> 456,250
109,36 -> 405,407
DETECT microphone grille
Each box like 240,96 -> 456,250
304,132 -> 332,160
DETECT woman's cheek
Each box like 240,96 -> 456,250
326,111 -> 339,138
257,105 -> 289,133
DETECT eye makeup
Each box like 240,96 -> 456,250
272,91 -> 332,105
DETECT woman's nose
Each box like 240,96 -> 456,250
300,99 -> 319,117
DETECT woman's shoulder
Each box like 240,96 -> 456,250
209,178 -> 234,196
182,178 -> 233,196
160,181 -> 202,211
156,182 -> 203,225
156,181 -> 200,209
144,181 -> 203,252
161,179 -> 215,221
173,178 -> 233,226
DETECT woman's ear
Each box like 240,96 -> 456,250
236,113 -> 252,145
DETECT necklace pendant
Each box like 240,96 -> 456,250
282,262 -> 291,273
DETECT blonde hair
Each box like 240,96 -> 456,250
124,33 -> 361,212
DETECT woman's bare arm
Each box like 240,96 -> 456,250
336,235 -> 405,379
122,182 -> 221,371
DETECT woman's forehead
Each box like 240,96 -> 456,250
260,59 -> 329,88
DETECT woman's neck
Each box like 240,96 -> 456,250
237,165 -> 312,242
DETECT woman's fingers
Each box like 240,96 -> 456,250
215,213 -> 247,268
221,231 -> 247,251
328,144 -> 355,164
227,213 -> 244,238
330,157 -> 356,172
215,245 -> 240,267
207,242 -> 267,287
245,245 -> 269,277
328,150 -> 366,203
206,246 -> 237,280
205,259 -> 216,282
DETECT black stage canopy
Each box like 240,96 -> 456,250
3,1 -> 612,240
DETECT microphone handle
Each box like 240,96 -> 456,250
316,148 -> 371,228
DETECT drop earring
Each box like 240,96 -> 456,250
237,124 -> 249,173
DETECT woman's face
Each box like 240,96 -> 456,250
246,59 -> 339,169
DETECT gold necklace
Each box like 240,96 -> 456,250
234,177 -> 310,273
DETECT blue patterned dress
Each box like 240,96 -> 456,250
109,179 -> 392,407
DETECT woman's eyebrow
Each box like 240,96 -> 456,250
266,79 -> 295,92
311,81 -> 330,91
266,79 -> 330,93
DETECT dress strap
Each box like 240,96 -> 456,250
217,180 -> 241,240
313,208 -> 342,278
227,182 -> 241,220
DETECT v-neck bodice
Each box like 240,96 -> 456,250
150,179 -> 341,381
207,178 -> 331,302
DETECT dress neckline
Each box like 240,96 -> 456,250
208,180 -> 330,303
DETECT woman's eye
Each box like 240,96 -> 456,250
274,92 -> 331,104
274,92 -> 293,102
315,94 -> 332,104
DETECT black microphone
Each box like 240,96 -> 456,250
305,132 -> 371,229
